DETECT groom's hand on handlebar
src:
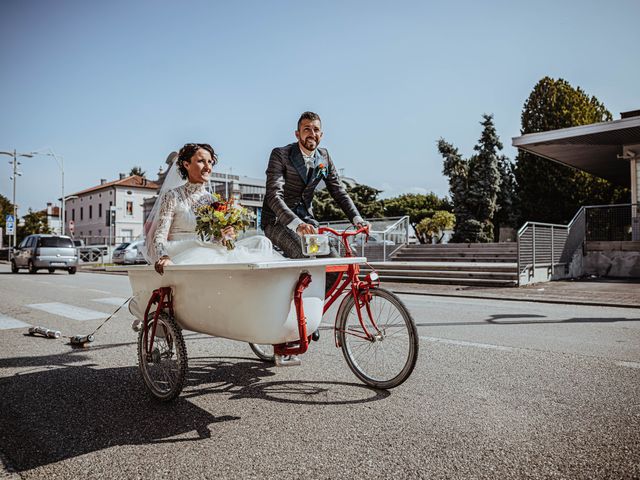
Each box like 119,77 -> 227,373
155,256 -> 173,275
356,220 -> 370,232
296,223 -> 317,236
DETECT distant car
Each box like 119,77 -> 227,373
73,239 -> 105,262
112,240 -> 146,265
11,234 -> 79,274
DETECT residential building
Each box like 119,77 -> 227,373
66,174 -> 159,245
38,203 -> 61,235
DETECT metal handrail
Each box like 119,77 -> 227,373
516,202 -> 637,284
322,216 -> 410,261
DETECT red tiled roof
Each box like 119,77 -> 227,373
70,175 -> 159,197
37,205 -> 61,217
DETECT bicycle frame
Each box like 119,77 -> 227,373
318,226 -> 383,346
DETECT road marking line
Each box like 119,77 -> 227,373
92,297 -> 129,306
27,303 -> 107,321
616,361 -> 640,369
0,314 -> 30,330
420,335 -> 516,352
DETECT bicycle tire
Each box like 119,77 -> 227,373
337,287 -> 418,389
137,312 -> 187,401
249,343 -> 275,363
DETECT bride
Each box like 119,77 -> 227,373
143,143 -> 283,274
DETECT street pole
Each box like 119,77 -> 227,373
1,149 -> 34,249
11,150 -> 17,248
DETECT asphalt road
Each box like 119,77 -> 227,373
0,265 -> 639,479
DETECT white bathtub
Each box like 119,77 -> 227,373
119,257 -> 364,345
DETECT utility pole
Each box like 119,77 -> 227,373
1,149 -> 34,249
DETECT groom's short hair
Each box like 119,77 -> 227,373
297,111 -> 321,131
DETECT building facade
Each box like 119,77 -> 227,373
66,174 -> 159,245
39,203 -> 61,235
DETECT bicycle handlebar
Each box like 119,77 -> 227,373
318,225 -> 370,238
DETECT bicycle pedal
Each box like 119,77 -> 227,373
274,354 -> 302,367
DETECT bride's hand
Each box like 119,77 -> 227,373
221,226 -> 236,240
155,256 -> 173,275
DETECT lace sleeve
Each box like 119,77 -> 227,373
153,190 -> 177,259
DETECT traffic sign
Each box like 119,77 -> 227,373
5,214 -> 15,235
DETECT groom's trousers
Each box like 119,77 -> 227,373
263,222 -> 340,293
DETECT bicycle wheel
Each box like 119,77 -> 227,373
338,287 -> 418,389
249,343 -> 275,363
137,312 -> 187,401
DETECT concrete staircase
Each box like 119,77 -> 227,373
363,243 -> 518,287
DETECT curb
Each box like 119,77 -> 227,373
390,289 -> 640,310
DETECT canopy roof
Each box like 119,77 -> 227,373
512,115 -> 640,187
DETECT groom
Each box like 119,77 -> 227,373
261,111 -> 366,262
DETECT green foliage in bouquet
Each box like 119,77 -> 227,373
195,194 -> 255,250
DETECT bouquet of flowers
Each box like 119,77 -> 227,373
194,194 -> 255,250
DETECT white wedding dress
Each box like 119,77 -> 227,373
149,181 -> 283,265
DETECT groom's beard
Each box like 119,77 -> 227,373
302,137 -> 319,151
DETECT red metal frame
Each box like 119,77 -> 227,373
142,286 -> 174,359
140,226 -> 382,359
318,226 -> 382,346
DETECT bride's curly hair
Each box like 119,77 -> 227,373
177,143 -> 218,180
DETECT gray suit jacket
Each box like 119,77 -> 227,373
261,143 -> 361,228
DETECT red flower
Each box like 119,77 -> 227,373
212,202 -> 227,212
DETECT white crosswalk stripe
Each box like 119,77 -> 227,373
0,314 -> 31,330
27,303 -> 108,321
92,297 -> 130,307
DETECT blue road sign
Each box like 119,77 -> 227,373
5,214 -> 15,235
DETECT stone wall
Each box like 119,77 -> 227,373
584,241 -> 640,278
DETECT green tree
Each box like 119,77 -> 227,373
383,193 -> 451,243
514,76 -> 629,224
130,166 -> 146,177
494,154 -> 518,232
18,209 -> 51,241
416,210 -> 456,244
0,193 -> 13,232
313,183 -> 384,222
439,114 -> 506,242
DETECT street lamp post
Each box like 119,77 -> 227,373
41,151 -> 65,235
0,149 -> 34,249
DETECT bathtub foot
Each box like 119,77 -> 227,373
274,354 -> 301,367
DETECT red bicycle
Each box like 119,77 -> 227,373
250,226 -> 419,389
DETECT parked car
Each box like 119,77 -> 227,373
72,239 -> 106,263
11,234 -> 78,274
112,240 -> 146,265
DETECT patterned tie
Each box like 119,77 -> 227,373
304,155 -> 314,182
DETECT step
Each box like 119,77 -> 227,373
377,276 -> 518,287
391,256 -> 516,263
401,243 -> 517,250
402,244 -> 517,250
365,269 -> 518,280
365,262 -> 517,272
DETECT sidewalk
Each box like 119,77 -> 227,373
384,278 -> 640,309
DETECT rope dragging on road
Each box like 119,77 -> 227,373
26,296 -> 135,347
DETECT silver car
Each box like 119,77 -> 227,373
112,240 -> 146,265
11,234 -> 78,274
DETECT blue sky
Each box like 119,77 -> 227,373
1,0 -> 638,214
